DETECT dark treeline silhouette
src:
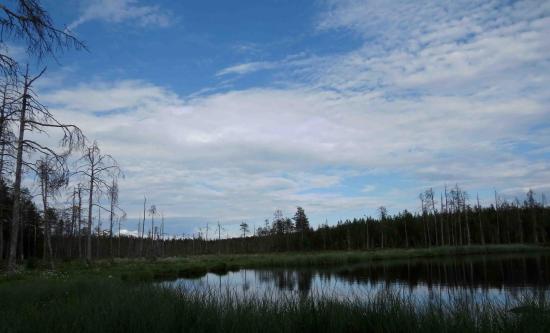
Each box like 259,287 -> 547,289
133,187 -> 549,256
2,186 -> 549,261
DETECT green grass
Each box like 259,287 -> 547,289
0,276 -> 549,333
2,243 -> 548,282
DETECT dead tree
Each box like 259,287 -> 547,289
418,193 -> 431,247
149,204 -> 157,256
463,191 -> 471,245
76,141 -> 120,263
423,188 -> 437,246
7,66 -> 84,271
378,206 -> 387,249
117,212 -> 127,257
140,196 -> 146,257
0,0 -> 85,77
76,184 -> 83,257
160,211 -> 165,257
494,190 -> 500,243
108,177 -> 120,258
0,81 -> 18,179
526,189 -> 538,243
36,155 -> 68,268
477,194 -> 485,245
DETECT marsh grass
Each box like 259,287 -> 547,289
0,276 -> 549,332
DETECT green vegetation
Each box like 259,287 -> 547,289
1,276 -> 549,333
3,244 -> 548,282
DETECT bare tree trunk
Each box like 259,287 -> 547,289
109,194 -> 114,259
0,218 -> 3,260
40,173 -> 54,269
430,198 -> 438,246
161,213 -> 165,257
464,202 -> 471,246
150,212 -> 155,256
457,208 -> 463,246
118,219 -> 121,257
440,193 -> 445,246
96,206 -> 101,258
68,188 -> 77,258
18,207 -> 23,261
542,194 -> 547,244
532,204 -> 538,243
86,168 -> 94,263
0,83 -> 8,178
445,187 -> 451,245
77,186 -> 82,258
477,194 -> 485,245
140,196 -> 146,257
495,190 -> 500,243
7,72 -> 29,271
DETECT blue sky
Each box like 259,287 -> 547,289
11,0 -> 550,236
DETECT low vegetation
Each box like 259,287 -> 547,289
1,276 -> 548,333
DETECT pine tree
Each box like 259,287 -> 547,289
293,207 -> 310,233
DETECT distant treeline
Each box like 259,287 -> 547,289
2,183 -> 549,260
146,186 -> 550,256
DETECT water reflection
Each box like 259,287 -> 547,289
163,253 -> 550,303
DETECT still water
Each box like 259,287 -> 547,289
162,253 -> 550,303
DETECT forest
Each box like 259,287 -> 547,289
1,178 -> 549,263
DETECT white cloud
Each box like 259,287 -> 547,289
217,61 -> 278,76
119,229 -> 139,237
41,0 -> 550,230
69,0 -> 172,30
42,78 -> 548,224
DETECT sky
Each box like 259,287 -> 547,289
9,0 -> 550,237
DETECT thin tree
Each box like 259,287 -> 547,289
494,190 -> 501,243
7,66 -> 84,271
0,82 -> 17,178
477,194 -> 485,245
76,141 -> 119,263
419,193 -> 429,247
378,206 -> 387,249
526,189 -> 538,243
117,212 -> 126,257
36,155 -> 68,269
149,204 -> 157,256
108,177 -> 119,258
140,196 -> 146,257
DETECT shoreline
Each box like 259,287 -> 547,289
2,243 -> 548,282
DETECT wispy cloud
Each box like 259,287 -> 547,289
68,0 -> 172,30
216,61 -> 278,76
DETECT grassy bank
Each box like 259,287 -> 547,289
0,276 -> 549,333
2,244 -> 548,282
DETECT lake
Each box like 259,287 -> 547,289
161,253 -> 550,304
